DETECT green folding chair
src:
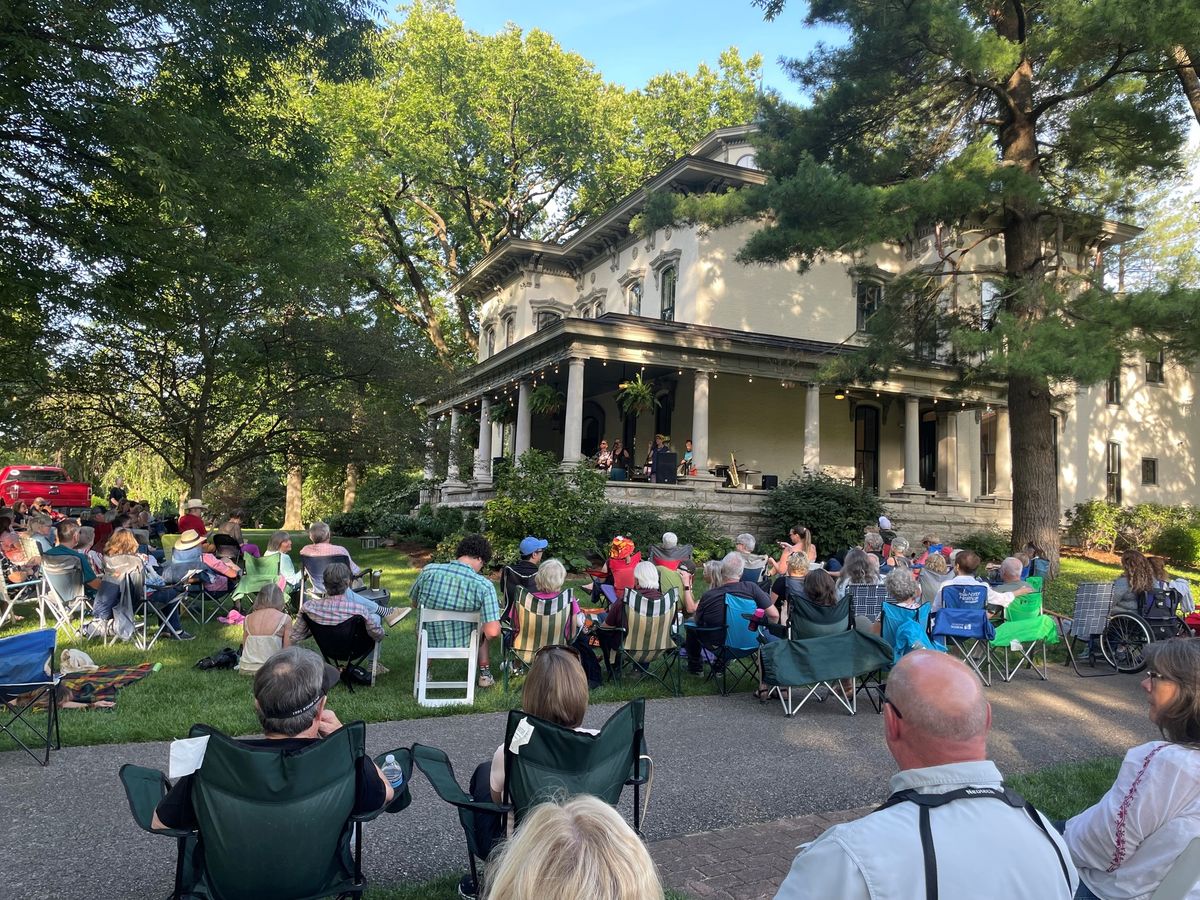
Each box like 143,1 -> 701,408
229,552 -> 283,611
502,588 -> 576,690
412,699 -> 651,896
760,628 -> 894,716
991,591 -> 1059,682
160,533 -> 179,565
597,588 -> 682,694
119,722 -> 411,899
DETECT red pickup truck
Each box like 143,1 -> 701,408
1,466 -> 92,513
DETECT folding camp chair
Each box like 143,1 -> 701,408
1049,582 -> 1117,677
119,722 -> 410,900
880,602 -> 944,664
300,554 -> 351,609
761,628 -> 894,716
0,568 -> 41,628
211,533 -> 243,567
596,588 -> 681,694
303,614 -> 379,690
684,593 -> 762,695
412,699 -> 651,895
849,583 -> 890,627
229,551 -> 282,611
160,533 -> 179,565
502,588 -> 575,690
991,591 -> 1059,682
0,628 -> 61,765
413,607 -> 480,707
38,555 -> 89,638
931,584 -> 996,685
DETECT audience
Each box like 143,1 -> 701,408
178,499 -> 208,537
500,535 -> 545,609
836,547 -> 881,600
43,520 -> 102,593
263,530 -> 302,589
735,533 -> 769,578
460,646 -> 598,899
408,534 -> 502,689
687,552 -> 777,676
29,514 -> 54,553
300,520 -> 365,578
882,536 -> 911,571
650,531 -> 693,569
169,529 -> 240,593
602,560 -> 663,641
151,647 -> 393,831
290,561 -> 385,649
770,552 -> 810,614
76,525 -> 103,574
483,795 -> 664,900
239,584 -> 292,675
102,527 -> 191,640
860,567 -> 924,634
1112,549 -> 1157,615
994,556 -> 1031,593
919,553 -> 950,606
936,549 -> 1027,611
775,651 -> 1078,899
1063,637 -> 1200,900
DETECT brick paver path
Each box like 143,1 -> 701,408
650,806 -> 873,899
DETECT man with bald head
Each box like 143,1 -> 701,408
774,651 -> 1078,899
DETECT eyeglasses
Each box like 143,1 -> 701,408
1145,670 -> 1169,684
882,695 -> 903,719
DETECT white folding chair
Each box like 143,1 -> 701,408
38,556 -> 89,639
412,608 -> 480,708
0,571 -> 41,627
1151,837 -> 1200,900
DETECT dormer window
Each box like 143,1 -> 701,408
628,281 -> 642,316
735,152 -> 757,169
502,315 -> 514,348
536,310 -> 560,331
660,266 -> 677,322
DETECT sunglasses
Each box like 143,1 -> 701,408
882,695 -> 903,719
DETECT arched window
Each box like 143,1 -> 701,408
628,281 -> 642,317
660,266 -> 676,322
854,278 -> 884,331
484,326 -> 495,358
536,310 -> 560,332
735,152 -> 757,169
502,315 -> 514,348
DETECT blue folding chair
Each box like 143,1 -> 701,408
880,602 -> 944,665
932,584 -> 996,685
685,594 -> 762,695
0,629 -> 62,765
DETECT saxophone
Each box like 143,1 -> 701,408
729,452 -> 740,488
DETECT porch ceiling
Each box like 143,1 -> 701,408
422,314 -> 1009,413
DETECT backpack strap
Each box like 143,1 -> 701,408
876,786 -> 1071,900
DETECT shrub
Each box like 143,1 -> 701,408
956,528 -> 1013,565
1152,525 -> 1200,568
356,468 -> 421,534
762,473 -> 885,557
1065,500 -> 1121,551
484,450 -> 608,563
326,509 -> 370,537
664,506 -> 734,564
589,505 -> 667,556
1119,503 -> 1195,552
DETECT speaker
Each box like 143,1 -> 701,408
761,474 -> 779,490
654,452 -> 678,484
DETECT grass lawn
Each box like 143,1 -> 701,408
2,539 -> 1195,752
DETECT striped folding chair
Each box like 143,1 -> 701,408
598,588 -> 681,695
502,588 -> 576,690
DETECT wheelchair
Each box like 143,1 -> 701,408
1100,587 -> 1190,673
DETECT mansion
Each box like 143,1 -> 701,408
421,125 -> 1197,540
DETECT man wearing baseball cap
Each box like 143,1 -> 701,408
152,647 -> 393,830
500,535 -> 547,611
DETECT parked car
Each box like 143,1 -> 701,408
0,466 -> 92,513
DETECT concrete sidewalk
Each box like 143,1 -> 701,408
0,668 -> 1150,899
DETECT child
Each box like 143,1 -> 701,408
238,584 -> 292,675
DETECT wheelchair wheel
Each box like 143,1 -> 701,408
1101,614 -> 1152,673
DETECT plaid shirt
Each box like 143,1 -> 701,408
291,593 -> 384,644
409,561 -> 499,648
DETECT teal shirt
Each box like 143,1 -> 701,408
44,544 -> 97,583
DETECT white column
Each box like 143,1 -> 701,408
491,421 -> 503,461
993,407 -> 1013,497
803,382 -> 821,472
514,380 -> 532,458
422,427 -> 436,482
444,406 -> 463,485
474,398 -> 493,482
936,411 -> 961,499
562,357 -> 586,464
959,410 -> 976,501
902,396 -> 921,490
691,370 -> 710,472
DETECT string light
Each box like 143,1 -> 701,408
748,376 -> 753,384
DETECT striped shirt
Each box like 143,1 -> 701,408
409,561 -> 500,648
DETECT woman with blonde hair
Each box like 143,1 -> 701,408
1064,637 -> 1200,899
458,646 -> 597,900
484,795 -> 664,900
238,584 -> 292,675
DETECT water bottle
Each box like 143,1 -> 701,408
381,754 -> 404,790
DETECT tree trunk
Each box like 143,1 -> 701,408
1172,46 -> 1200,125
283,459 -> 303,531
189,463 -> 207,499
342,463 -> 359,513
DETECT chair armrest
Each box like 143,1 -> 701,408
119,764 -> 192,838
410,744 -> 510,815
359,747 -> 414,819
594,624 -> 626,635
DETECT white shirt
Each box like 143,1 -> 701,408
774,760 -> 1077,900
935,574 -> 1014,611
1066,741 -> 1200,900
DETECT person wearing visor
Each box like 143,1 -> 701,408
151,647 -> 393,830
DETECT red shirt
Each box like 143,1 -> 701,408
91,520 -> 113,553
178,514 -> 207,536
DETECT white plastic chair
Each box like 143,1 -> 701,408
412,608 -> 480,708
1151,836 -> 1200,900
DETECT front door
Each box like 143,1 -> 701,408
918,413 -> 937,491
855,406 -> 880,494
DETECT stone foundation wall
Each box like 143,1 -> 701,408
429,480 -> 1012,546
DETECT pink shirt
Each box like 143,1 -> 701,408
300,541 -> 361,575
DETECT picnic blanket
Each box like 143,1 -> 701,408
47,663 -> 154,708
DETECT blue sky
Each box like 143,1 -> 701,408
417,1 -> 845,104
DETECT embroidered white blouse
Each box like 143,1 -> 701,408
1065,740 -> 1200,900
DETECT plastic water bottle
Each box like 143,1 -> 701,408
381,754 -> 404,790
